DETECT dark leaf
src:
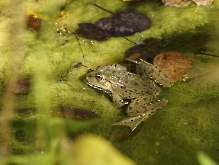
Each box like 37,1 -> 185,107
76,23 -> 108,41
51,107 -> 99,119
125,38 -> 163,62
77,8 -> 150,40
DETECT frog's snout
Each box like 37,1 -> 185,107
85,74 -> 91,82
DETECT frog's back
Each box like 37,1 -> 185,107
104,69 -> 160,98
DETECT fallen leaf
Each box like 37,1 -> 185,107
153,51 -> 194,83
125,38 -> 163,62
192,0 -> 214,6
77,6 -> 150,40
162,0 -> 214,7
162,0 -> 191,7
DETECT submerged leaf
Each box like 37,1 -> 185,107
125,38 -> 163,62
110,125 -> 142,142
51,107 -> 99,119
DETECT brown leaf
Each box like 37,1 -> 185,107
153,52 -> 194,83
27,15 -> 42,31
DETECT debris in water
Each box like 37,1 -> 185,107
27,15 -> 42,31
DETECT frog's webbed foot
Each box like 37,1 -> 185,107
113,115 -> 145,131
125,58 -> 170,87
127,97 -> 168,116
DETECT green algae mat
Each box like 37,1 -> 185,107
0,0 -> 219,165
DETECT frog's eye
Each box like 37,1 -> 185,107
96,74 -> 104,81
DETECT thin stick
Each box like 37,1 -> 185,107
193,52 -> 219,58
73,33 -> 86,59
90,1 -> 140,41
186,72 -> 213,83
90,1 -> 129,26
90,2 -> 115,16
123,37 -> 137,44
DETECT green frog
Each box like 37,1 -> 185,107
86,58 -> 170,131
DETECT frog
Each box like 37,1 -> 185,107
86,58 -> 170,131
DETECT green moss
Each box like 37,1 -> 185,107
0,0 -> 219,165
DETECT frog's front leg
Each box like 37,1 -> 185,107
112,93 -> 128,107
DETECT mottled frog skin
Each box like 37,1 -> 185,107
86,58 -> 170,131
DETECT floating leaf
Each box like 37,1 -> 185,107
192,0 -> 214,6
77,4 -> 150,40
162,0 -> 214,7
153,52 -> 194,83
162,0 -> 191,7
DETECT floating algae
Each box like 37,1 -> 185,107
0,0 -> 219,165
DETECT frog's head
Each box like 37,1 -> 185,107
86,70 -> 112,94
